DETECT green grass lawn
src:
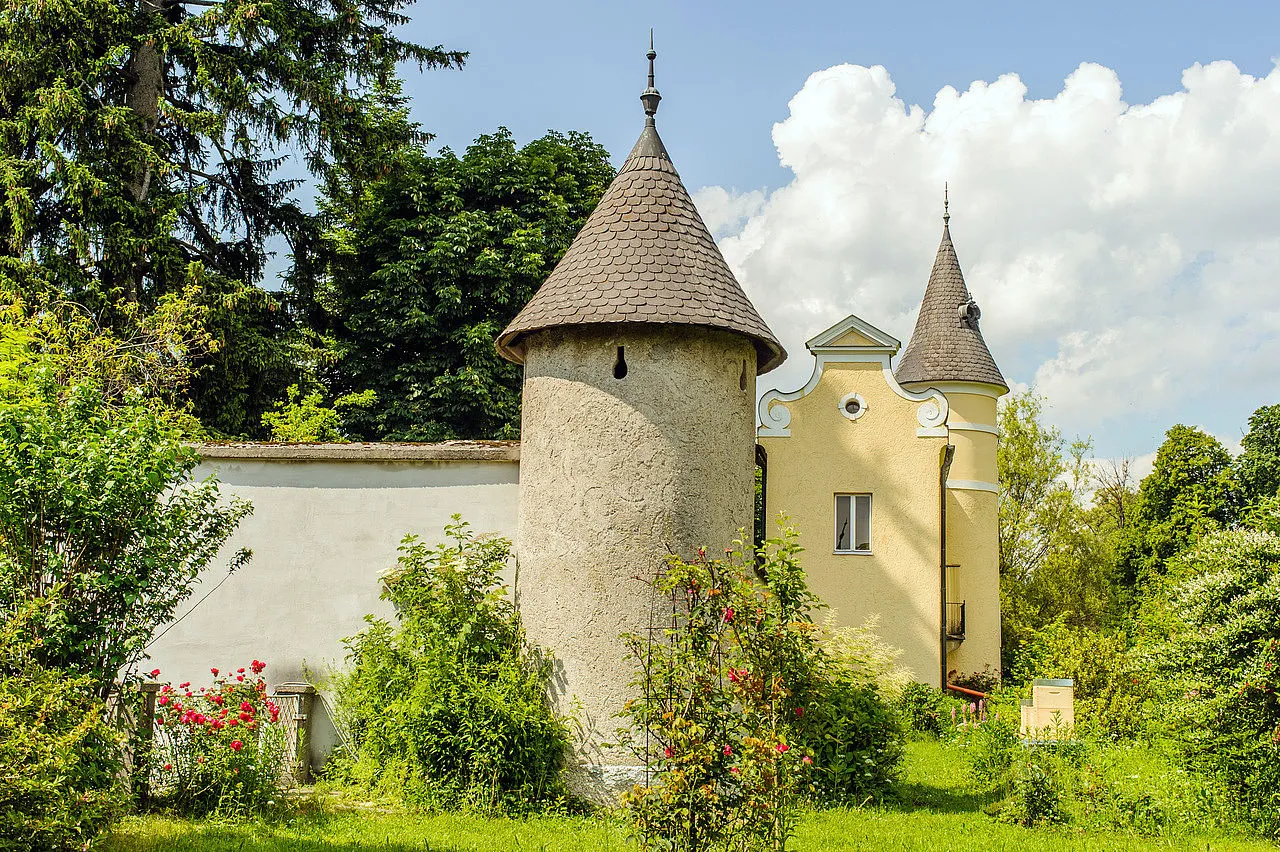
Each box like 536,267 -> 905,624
103,741 -> 1275,851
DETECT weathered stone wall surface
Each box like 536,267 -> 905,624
516,324 -> 757,793
144,445 -> 520,769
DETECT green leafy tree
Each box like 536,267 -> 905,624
1236,403 -> 1280,507
1116,424 -> 1237,592
0,304 -> 250,697
260,385 -> 375,441
0,0 -> 465,436
997,391 -> 1106,664
311,128 -> 614,441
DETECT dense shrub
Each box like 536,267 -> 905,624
145,662 -> 290,817
1012,622 -> 1149,740
795,675 -> 902,804
896,683 -> 955,737
1152,508 -> 1280,836
330,518 -> 568,811
620,527 -> 903,852
0,607 -> 125,851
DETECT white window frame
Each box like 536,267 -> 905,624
834,493 -> 872,554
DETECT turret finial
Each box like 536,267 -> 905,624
641,30 -> 661,123
943,182 -> 950,226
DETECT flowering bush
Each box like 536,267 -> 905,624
1151,508 -> 1280,836
620,526 -> 902,851
329,518 -> 569,812
145,660 -> 289,817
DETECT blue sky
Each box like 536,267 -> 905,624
402,1 -> 1280,193
388,2 -> 1280,466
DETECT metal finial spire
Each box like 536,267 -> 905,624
943,182 -> 950,226
640,30 -> 661,123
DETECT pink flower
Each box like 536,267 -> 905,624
228,719 -> 238,727
147,668 -> 161,678
723,607 -> 735,623
210,668 -> 219,676
230,740 -> 243,752
802,755 -> 813,765
240,701 -> 253,713
775,743 -> 789,753
158,696 -> 169,706
178,682 -> 190,689
723,745 -> 733,756
730,766 -> 740,774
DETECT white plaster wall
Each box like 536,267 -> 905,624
516,325 -> 758,794
143,455 -> 519,766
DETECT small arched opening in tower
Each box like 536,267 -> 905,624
739,359 -> 748,392
613,346 -> 628,379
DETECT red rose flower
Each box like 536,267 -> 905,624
230,740 -> 243,752
147,668 -> 161,678
723,745 -> 733,756
775,743 -> 789,753
210,668 -> 219,676
663,747 -> 673,759
163,763 -> 172,771
794,707 -> 804,717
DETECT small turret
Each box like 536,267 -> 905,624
497,43 -> 783,800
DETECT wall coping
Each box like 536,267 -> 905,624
195,440 -> 520,462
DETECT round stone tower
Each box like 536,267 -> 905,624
895,195 -> 1008,684
496,46 -> 784,795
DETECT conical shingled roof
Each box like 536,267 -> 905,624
495,60 -> 785,374
895,218 -> 1007,390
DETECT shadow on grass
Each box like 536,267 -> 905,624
107,809 -> 472,852
883,779 -> 1001,816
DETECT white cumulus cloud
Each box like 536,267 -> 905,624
696,60 -> 1280,458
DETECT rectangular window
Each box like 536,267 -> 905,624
834,494 -> 872,553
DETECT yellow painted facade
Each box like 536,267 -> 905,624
758,316 -> 1005,686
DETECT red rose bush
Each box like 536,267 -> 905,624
146,660 -> 289,816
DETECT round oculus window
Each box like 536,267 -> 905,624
839,392 -> 868,421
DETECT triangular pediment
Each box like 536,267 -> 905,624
805,314 -> 901,353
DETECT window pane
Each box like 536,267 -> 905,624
835,495 -> 851,551
855,494 -> 872,551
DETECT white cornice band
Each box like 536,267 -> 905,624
946,478 -> 999,494
947,422 -> 999,436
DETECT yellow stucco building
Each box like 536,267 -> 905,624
758,207 -> 1007,687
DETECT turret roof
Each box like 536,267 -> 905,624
495,48 -> 785,374
895,210 -> 1006,390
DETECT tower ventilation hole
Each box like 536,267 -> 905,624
740,359 -> 748,392
613,346 -> 628,379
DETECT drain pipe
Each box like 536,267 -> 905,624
939,444 -> 955,691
